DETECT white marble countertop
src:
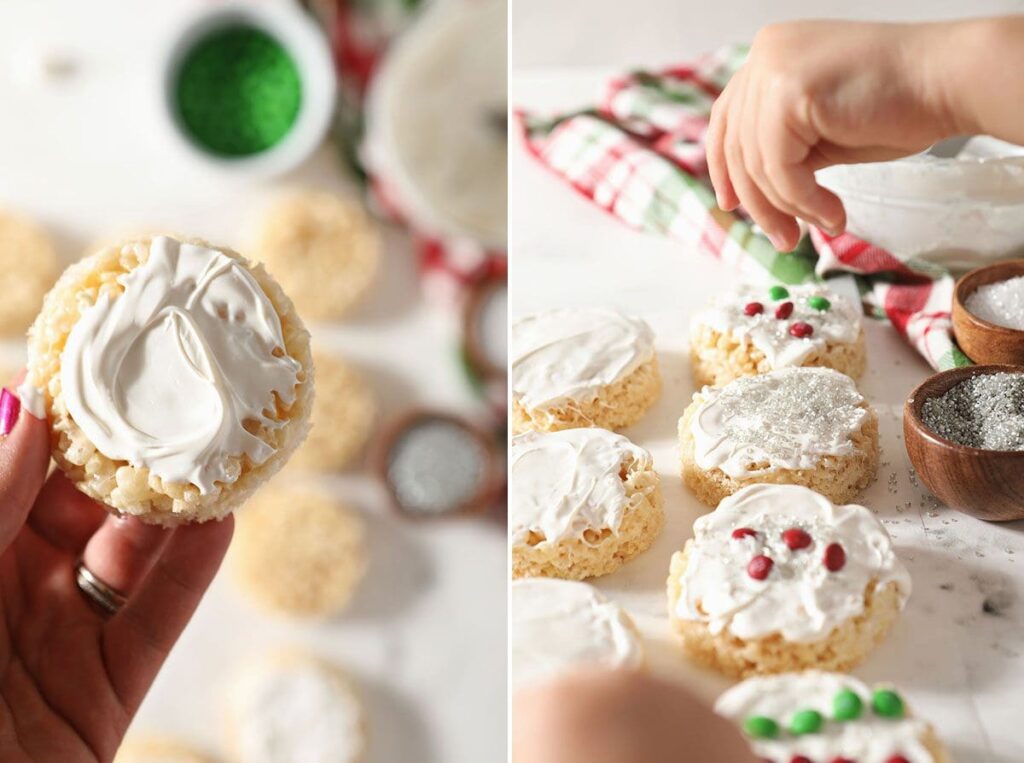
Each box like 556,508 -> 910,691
510,67 -> 1024,763
0,2 -> 506,761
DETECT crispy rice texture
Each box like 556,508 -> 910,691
689,323 -> 866,388
512,355 -> 661,434
512,454 -> 664,580
667,544 -> 903,679
678,393 -> 879,508
24,236 -> 314,525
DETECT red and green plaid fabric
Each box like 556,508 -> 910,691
518,45 -> 970,371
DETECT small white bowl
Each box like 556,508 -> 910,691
817,136 -> 1024,271
160,1 -> 336,178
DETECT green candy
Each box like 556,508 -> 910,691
768,285 -> 789,301
833,688 -> 863,721
789,709 -> 824,736
808,295 -> 831,311
743,715 -> 780,739
872,689 -> 905,719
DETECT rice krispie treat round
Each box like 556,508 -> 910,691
115,736 -> 217,763
690,283 -> 865,387
231,485 -> 366,617
290,351 -> 375,472
511,427 -> 663,579
511,578 -> 644,693
21,235 -> 313,525
0,210 -> 59,336
679,366 -> 878,507
225,652 -> 365,763
255,191 -> 379,322
716,671 -> 951,763
511,308 -> 661,433
667,484 -> 911,679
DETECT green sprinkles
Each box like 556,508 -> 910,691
808,295 -> 831,311
743,715 -> 780,739
833,688 -> 863,721
872,689 -> 905,719
789,709 -> 823,736
175,25 -> 302,157
769,285 -> 790,301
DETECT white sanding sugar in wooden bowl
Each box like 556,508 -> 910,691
964,275 -> 1024,329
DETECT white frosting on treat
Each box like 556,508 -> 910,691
511,308 -> 655,409
509,428 -> 652,547
229,658 -> 363,763
674,484 -> 911,642
715,671 -> 935,763
691,283 -> 861,368
691,366 -> 869,478
510,578 -> 643,692
61,237 -> 301,494
15,381 -> 45,419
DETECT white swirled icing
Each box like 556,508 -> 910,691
511,578 -> 643,692
672,484 -> 911,642
510,428 -> 653,547
715,672 -> 935,763
61,237 -> 301,494
229,659 -> 363,763
691,283 -> 861,368
689,366 -> 870,478
511,309 -> 655,409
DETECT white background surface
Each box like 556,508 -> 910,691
511,4 -> 1024,761
0,1 -> 506,761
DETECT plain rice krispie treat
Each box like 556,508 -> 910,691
224,652 -> 365,763
690,283 -> 865,387
679,366 -> 878,507
667,484 -> 911,679
231,484 -> 366,618
716,671 -> 951,763
21,235 -> 313,525
0,210 -> 59,336
510,578 -> 644,693
114,736 -> 218,763
511,427 -> 663,579
511,308 -> 661,434
290,350 -> 375,472
254,191 -> 379,321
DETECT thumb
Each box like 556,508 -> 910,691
0,380 -> 51,551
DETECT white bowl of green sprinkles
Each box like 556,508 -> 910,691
160,1 -> 336,177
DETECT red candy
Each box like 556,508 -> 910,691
886,757 -> 910,763
789,321 -> 814,338
775,301 -> 794,319
783,528 -> 812,550
791,757 -> 813,763
732,527 -> 758,540
744,301 -> 764,316
747,555 -> 774,580
830,759 -> 855,763
824,542 -> 847,572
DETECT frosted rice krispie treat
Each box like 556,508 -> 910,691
511,308 -> 661,433
21,235 -> 313,525
225,652 -> 365,763
716,672 -> 950,763
0,210 -> 59,336
667,484 -> 911,679
690,283 -> 865,387
511,427 -> 663,579
510,578 -> 644,693
679,367 -> 878,507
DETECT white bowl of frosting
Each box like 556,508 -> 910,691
817,136 -> 1024,271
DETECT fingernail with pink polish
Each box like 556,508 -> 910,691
0,389 -> 20,436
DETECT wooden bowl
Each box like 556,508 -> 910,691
904,364 -> 1024,521
952,259 -> 1024,365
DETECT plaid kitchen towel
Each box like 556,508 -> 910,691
518,45 -> 970,371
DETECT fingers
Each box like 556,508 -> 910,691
27,471 -> 109,554
0,385 -> 52,552
706,82 -> 738,210
81,516 -> 173,609
101,517 -> 233,713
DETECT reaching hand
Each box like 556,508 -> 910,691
0,383 -> 232,762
